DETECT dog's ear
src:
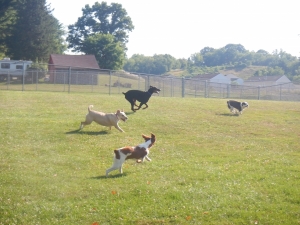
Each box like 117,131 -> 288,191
116,109 -> 120,113
151,133 -> 156,141
150,85 -> 153,88
142,134 -> 150,140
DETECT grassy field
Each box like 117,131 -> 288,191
0,90 -> 299,225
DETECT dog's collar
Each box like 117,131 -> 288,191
147,90 -> 152,95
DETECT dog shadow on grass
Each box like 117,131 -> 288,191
217,113 -> 239,117
124,111 -> 135,115
90,173 -> 127,179
65,129 -> 109,135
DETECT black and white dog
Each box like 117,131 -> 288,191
227,100 -> 249,114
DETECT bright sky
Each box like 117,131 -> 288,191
47,0 -> 300,59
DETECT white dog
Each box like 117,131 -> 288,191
106,133 -> 156,177
80,105 -> 128,132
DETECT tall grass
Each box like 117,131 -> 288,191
0,90 -> 299,225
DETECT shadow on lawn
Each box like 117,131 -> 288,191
217,113 -> 239,117
124,111 -> 135,115
65,129 -> 109,135
90,173 -> 127,179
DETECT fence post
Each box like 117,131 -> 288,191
280,84 -> 282,100
171,78 -> 173,97
205,80 -> 208,98
162,78 -> 165,97
91,74 -> 94,93
258,86 -> 260,100
68,67 -> 71,93
109,70 -> 112,95
147,75 -> 150,90
22,62 -> 25,91
63,72 -> 66,92
7,71 -> 10,90
240,85 -> 243,98
194,79 -> 197,97
182,77 -> 185,97
36,70 -> 38,91
117,73 -> 120,94
227,84 -> 230,98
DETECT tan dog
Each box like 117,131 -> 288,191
80,105 -> 128,132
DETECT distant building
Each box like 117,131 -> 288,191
48,54 -> 100,85
194,73 -> 231,84
245,75 -> 291,86
224,74 -> 244,85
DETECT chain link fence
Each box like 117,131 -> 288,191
0,65 -> 299,101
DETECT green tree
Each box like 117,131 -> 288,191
67,2 -> 134,53
292,75 -> 300,83
177,58 -> 188,70
0,0 -> 17,58
256,49 -> 269,54
5,0 -> 66,61
254,66 -> 284,76
82,33 -> 125,70
190,53 -> 204,67
200,47 -> 215,55
123,54 -> 182,75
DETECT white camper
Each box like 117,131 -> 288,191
0,58 -> 32,81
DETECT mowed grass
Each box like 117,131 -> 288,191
0,91 -> 299,225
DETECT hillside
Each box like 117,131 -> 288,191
219,66 -> 266,80
167,66 -> 266,80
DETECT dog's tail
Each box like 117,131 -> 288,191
122,92 -> 126,95
88,105 -> 94,112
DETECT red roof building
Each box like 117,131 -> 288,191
48,54 -> 100,85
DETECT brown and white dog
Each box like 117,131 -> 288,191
227,100 -> 249,114
106,133 -> 156,177
80,105 -> 128,132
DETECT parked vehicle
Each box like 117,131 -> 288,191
0,58 -> 32,81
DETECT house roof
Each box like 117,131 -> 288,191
49,54 -> 100,69
246,75 -> 285,82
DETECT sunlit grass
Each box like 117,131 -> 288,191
0,90 -> 299,224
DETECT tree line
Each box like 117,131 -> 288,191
0,0 -> 66,62
0,1 -> 300,82
189,44 -> 300,81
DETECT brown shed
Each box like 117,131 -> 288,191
48,54 -> 100,85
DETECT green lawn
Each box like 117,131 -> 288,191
0,90 -> 299,225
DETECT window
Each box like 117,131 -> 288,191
16,65 -> 23,69
1,63 -> 10,69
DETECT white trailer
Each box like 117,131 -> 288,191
0,58 -> 32,81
